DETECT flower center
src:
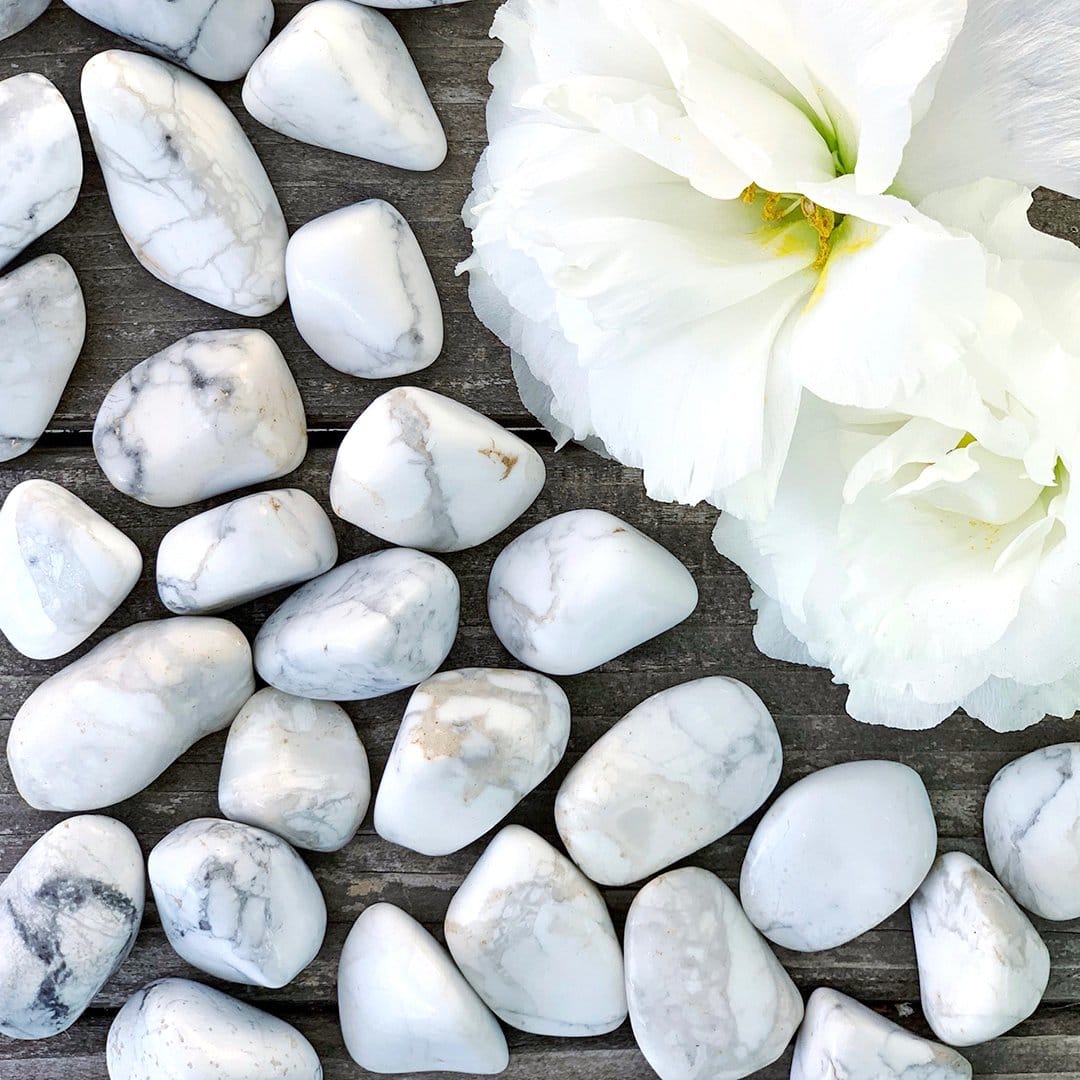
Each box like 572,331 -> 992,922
740,183 -> 840,270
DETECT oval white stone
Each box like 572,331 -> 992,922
488,508 -> 698,675
287,201 -> 443,379
331,387 -> 546,552
157,489 -> 338,615
556,677 -> 781,886
107,978 -> 323,1080
94,329 -> 307,508
375,667 -> 570,856
625,867 -> 803,1080
740,760 -> 938,951
444,825 -> 627,1037
8,617 -> 254,811
219,688 -> 370,853
0,1 -> 51,42
255,548 -> 460,701
81,50 -> 287,316
339,903 -> 508,1074
149,818 -> 327,988
242,0 -> 447,170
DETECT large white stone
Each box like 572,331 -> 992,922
625,867 -> 803,1080
0,816 -> 144,1040
375,667 -> 570,856
107,978 -> 323,1080
149,818 -> 327,988
0,1 -> 50,42
331,387 -> 546,552
556,677 -> 781,887
911,851 -> 1049,1046
94,329 -> 307,508
8,617 -> 254,811
157,489 -> 338,615
444,825 -> 626,1037
0,73 -> 81,271
255,548 -> 460,701
488,508 -> 698,675
219,688 -> 370,853
82,50 -> 287,316
0,254 -> 85,462
740,760 -> 937,952
287,201 -> 443,379
339,903 -> 508,1074
242,0 -> 446,170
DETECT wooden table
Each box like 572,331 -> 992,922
3,4 -> 1080,1077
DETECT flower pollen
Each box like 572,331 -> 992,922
740,184 -> 839,270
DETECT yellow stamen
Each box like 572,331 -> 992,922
740,182 -> 759,205
742,184 -> 840,270
956,433 -> 976,449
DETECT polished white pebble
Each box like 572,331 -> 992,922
81,49 -> 287,316
157,489 -> 338,615
94,329 -> 307,508
8,617 -> 254,811
331,387 -> 545,551
243,0 -> 446,170
0,1 -> 50,41
339,903 -> 508,1074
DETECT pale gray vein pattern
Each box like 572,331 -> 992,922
0,1 -> 49,45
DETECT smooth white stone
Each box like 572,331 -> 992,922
219,688 -> 370,853
444,825 -> 627,1037
0,254 -> 85,462
0,73 -> 81,271
740,760 -> 937,952
255,548 -> 460,701
791,988 -> 972,1080
911,851 -> 1050,1046
0,816 -> 143,1040
338,903 -> 508,1074
81,50 -> 287,316
157,489 -> 337,615
984,743 -> 1080,920
8,617 -> 254,812
625,867 -> 803,1080
0,1 -> 50,42
149,818 -> 327,988
488,508 -> 698,676
556,677 -> 781,887
0,479 -> 141,660
287,201 -> 443,379
331,387 -> 546,552
94,329 -> 307,508
375,667 -> 570,856
107,978 -> 323,1079
242,0 -> 447,170
64,0 -> 273,81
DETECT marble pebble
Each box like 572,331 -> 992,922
8,617 -> 254,811
488,508 -> 698,675
149,818 -> 327,988
331,387 -> 546,552
444,825 -> 627,1037
375,667 -> 570,856
243,0 -> 447,170
339,903 -> 508,1075
94,329 -> 307,508
0,1 -> 50,42
82,50 -> 288,316
556,677 -> 781,887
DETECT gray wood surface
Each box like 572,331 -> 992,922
3,2 -> 1080,1077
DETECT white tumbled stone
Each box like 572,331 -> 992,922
339,903 -> 508,1075
243,0 -> 446,170
94,329 -> 307,508
444,825 -> 626,1037
740,760 -> 937,952
375,667 -> 570,856
556,677 -> 781,887
331,387 -> 545,552
82,50 -> 287,316
8,617 -> 254,812
255,548 -> 460,701
0,1 -> 50,42
625,867 -> 802,1080
219,688 -> 370,853
488,508 -> 698,675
